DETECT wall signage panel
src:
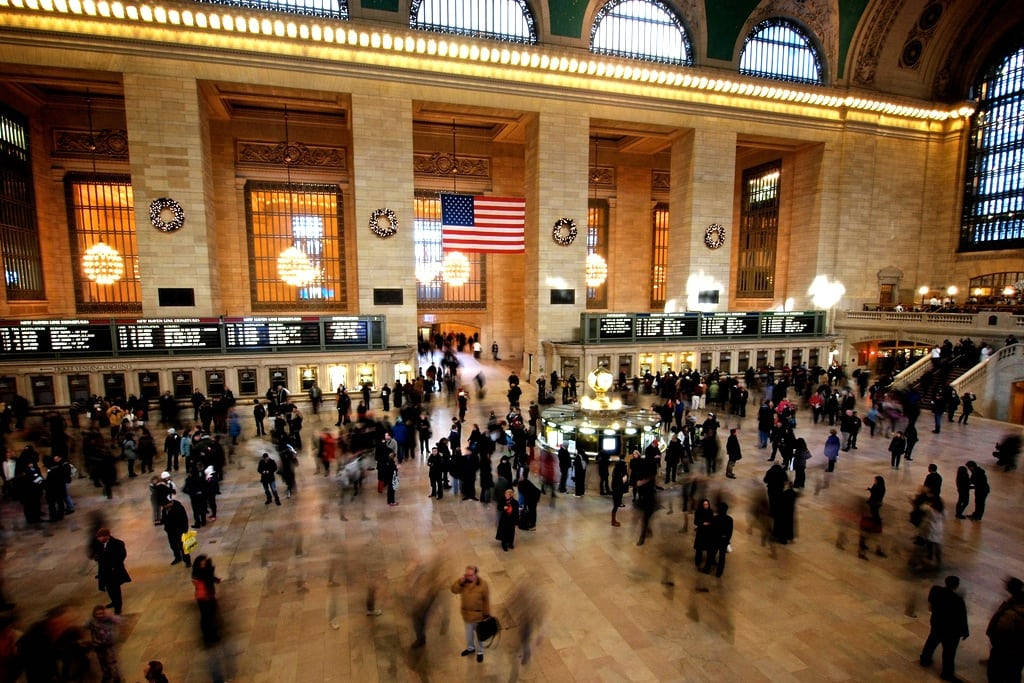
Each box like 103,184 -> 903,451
581,311 -> 825,343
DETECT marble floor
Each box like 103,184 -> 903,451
2,361 -> 1023,682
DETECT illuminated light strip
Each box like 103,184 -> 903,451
0,1 -> 975,123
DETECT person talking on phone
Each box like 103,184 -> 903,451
451,565 -> 491,663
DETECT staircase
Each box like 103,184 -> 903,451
910,355 -> 973,409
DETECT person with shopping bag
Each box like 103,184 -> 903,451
451,565 -> 491,663
160,498 -> 192,567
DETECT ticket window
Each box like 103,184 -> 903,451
618,355 -> 632,378
700,352 -> 712,374
791,349 -> 803,368
67,375 -> 91,403
808,348 -> 820,367
393,362 -> 412,383
659,353 -> 675,373
561,357 -> 580,381
269,368 -> 288,390
138,372 -> 160,401
638,353 -> 654,375
299,366 -> 318,392
30,375 -> 55,406
679,352 -> 696,372
0,376 -> 16,404
103,373 -> 126,400
355,364 -> 375,390
774,350 -> 787,369
206,370 -> 226,398
756,350 -> 768,370
237,369 -> 258,396
327,365 -> 348,392
718,351 -> 732,374
172,371 -> 193,399
737,351 -> 751,372
597,356 -> 611,371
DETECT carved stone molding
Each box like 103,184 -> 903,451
652,170 -> 670,194
235,140 -> 347,170
854,0 -> 906,85
589,165 -> 615,188
52,128 -> 129,159
413,152 -> 490,178
898,0 -> 949,70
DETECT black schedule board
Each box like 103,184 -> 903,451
0,320 -> 114,356
324,317 -> 369,346
116,319 -> 222,353
635,313 -> 699,340
699,313 -> 760,338
598,316 -> 634,340
759,312 -> 820,336
224,317 -> 322,350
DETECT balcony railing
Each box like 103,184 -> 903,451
837,310 -> 1024,331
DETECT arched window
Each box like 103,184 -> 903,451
961,44 -> 1024,250
590,0 -> 691,66
195,0 -> 347,19
738,18 -> 823,85
410,0 -> 537,44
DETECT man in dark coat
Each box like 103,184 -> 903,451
725,428 -> 742,479
90,527 -> 131,614
919,575 -> 969,681
703,502 -> 734,576
557,444 -> 571,493
517,478 -> 541,530
160,498 -> 191,567
966,460 -> 989,520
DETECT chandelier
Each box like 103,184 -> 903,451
585,252 -> 608,288
415,261 -> 441,284
277,246 -> 318,287
441,251 -> 470,287
82,242 -> 124,285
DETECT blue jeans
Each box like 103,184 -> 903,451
464,621 -> 483,654
452,478 -> 460,495
758,430 -> 768,448
933,412 -> 942,432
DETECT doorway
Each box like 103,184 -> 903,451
1010,381 -> 1024,425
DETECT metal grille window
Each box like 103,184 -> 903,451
590,0 -> 691,66
739,19 -> 823,85
244,181 -> 346,310
65,175 -> 141,312
650,202 -> 668,309
194,0 -> 347,19
960,44 -> 1024,250
410,0 -> 537,44
587,199 -> 609,309
737,161 -> 781,298
414,194 -> 485,308
0,106 -> 45,300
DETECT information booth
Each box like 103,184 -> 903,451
30,375 -> 55,405
172,371 -> 193,399
237,369 -> 258,396
67,375 -> 90,403
138,372 -> 160,401
205,370 -> 226,398
103,373 -> 126,400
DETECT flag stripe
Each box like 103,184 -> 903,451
441,193 -> 525,254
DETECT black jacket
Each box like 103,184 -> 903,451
726,435 -> 742,461
257,457 -> 278,483
160,500 -> 189,535
928,585 -> 969,638
90,537 -> 131,588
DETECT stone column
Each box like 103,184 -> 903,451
122,73 -> 219,316
523,111 -> 588,376
350,93 -> 416,348
666,128 -> 737,311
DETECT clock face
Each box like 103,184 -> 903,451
149,198 -> 185,233
704,224 -> 725,249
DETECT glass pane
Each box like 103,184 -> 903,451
739,19 -> 822,85
412,0 -> 536,44
590,0 -> 691,66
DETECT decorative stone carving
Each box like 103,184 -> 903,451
52,128 -> 129,159
746,0 -> 838,81
589,166 -> 615,188
652,170 -> 670,194
898,0 -> 948,70
235,140 -> 346,169
412,152 -> 490,178
854,0 -> 905,85
876,267 -> 903,285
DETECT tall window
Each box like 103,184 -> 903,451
0,106 -> 45,300
737,161 -> 781,298
587,199 -> 609,309
65,174 -> 141,312
960,44 -> 1024,250
244,182 -> 346,310
739,19 -> 823,85
650,202 -> 668,309
410,0 -> 537,44
414,193 -> 485,308
195,0 -> 347,19
590,0 -> 691,66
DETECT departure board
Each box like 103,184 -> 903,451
597,315 -> 634,340
324,317 -> 369,346
699,313 -> 760,338
759,312 -> 820,336
223,317 -> 322,350
116,319 -> 222,353
635,313 -> 699,339
0,320 -> 114,356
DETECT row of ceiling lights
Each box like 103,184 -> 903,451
0,0 -> 976,122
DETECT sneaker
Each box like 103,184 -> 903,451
366,609 -> 383,616
461,649 -> 474,657
477,654 -> 483,663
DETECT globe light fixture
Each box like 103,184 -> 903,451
82,241 -> 124,285
946,285 -> 958,296
441,251 -> 470,287
415,261 -> 441,284
584,252 -> 608,288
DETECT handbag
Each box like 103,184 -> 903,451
181,530 -> 198,555
475,616 -> 500,644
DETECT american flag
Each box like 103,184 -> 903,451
441,194 -> 526,253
